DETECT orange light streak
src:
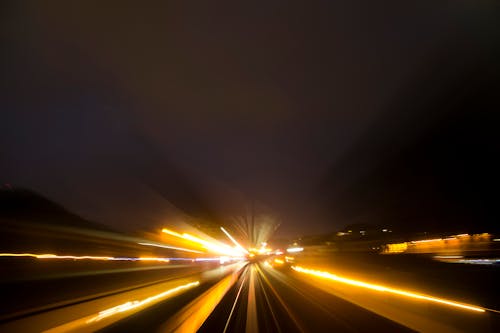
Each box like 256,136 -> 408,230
86,281 -> 200,323
162,228 -> 243,256
0,253 -> 170,262
292,265 -> 485,313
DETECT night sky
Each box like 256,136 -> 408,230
2,1 -> 499,237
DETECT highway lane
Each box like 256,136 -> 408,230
1,257 -> 498,332
104,262 -> 414,332
199,262 -> 414,333
0,261 -> 246,332
0,258 -> 218,321
102,260 -> 499,332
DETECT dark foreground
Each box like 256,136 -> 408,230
0,253 -> 499,332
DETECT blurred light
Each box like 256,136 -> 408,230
138,242 -> 203,254
162,228 -> 245,257
286,247 -> 303,253
0,253 -> 173,262
412,238 -> 443,244
220,227 -> 249,254
257,247 -> 272,255
137,257 -> 170,262
382,232 -> 492,255
434,256 -> 500,265
274,258 -> 284,265
87,281 -> 200,323
161,228 -> 183,238
433,255 -> 463,259
0,253 -> 112,260
292,266 -> 485,313
383,243 -> 407,254
161,263 -> 245,332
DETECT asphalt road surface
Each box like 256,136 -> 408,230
0,258 -> 498,332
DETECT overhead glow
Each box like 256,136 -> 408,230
292,266 -> 485,313
286,247 -> 304,253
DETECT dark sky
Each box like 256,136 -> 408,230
1,1 -> 499,237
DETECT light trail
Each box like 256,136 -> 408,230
286,247 -> 303,253
86,281 -> 200,323
162,227 -> 245,257
223,269 -> 248,333
0,253 -> 170,262
292,265 -> 486,313
41,280 -> 200,333
138,242 -> 204,254
220,226 -> 249,254
160,262 -> 246,332
383,233 -> 492,254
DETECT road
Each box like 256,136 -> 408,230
0,257 -> 498,332
198,263 -> 414,333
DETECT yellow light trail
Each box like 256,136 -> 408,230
162,228 -> 243,256
292,265 -> 485,313
41,280 -> 200,333
0,253 -> 113,260
220,226 -> 249,254
138,242 -> 204,254
0,253 -> 170,262
86,281 -> 200,323
161,228 -> 184,238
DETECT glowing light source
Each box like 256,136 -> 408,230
286,247 -> 304,253
292,266 -> 485,313
161,228 -> 244,256
383,242 -> 408,254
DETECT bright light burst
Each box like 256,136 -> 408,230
161,228 -> 246,257
286,247 -> 304,253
